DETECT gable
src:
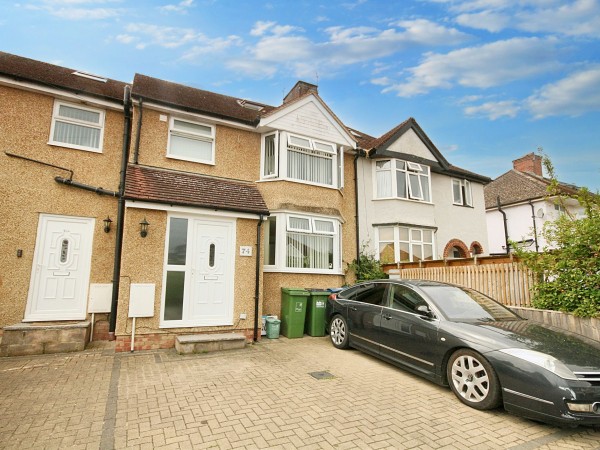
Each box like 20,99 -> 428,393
259,95 -> 355,147
386,128 -> 437,162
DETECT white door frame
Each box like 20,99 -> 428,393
24,214 -> 95,321
160,213 -> 236,328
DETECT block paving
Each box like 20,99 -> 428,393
0,336 -> 598,449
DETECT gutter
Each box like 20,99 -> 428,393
108,85 -> 132,340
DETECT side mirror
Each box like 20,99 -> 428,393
416,305 -> 433,318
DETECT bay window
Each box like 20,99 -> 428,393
375,159 -> 431,202
260,132 -> 342,188
264,213 -> 341,273
377,225 -> 435,263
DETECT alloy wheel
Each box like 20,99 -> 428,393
450,354 -> 490,403
330,317 -> 346,346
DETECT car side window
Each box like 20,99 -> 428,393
389,284 -> 427,313
354,283 -> 387,305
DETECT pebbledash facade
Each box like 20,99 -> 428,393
0,52 -> 489,353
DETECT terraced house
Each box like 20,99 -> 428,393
0,52 -> 490,355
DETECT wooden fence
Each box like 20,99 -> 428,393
383,256 -> 536,308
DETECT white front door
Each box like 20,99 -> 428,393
25,214 -> 94,321
190,220 -> 233,325
161,215 -> 235,327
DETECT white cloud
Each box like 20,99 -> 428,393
455,10 -> 510,32
115,34 -> 136,44
516,0 -> 600,38
393,19 -> 471,45
464,100 -> 520,119
250,21 -> 276,36
161,0 -> 194,14
22,0 -> 124,19
382,37 -> 561,97
371,77 -> 392,86
526,67 -> 600,118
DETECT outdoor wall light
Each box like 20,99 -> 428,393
103,216 -> 113,233
140,218 -> 149,238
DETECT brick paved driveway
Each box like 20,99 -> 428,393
0,336 -> 598,449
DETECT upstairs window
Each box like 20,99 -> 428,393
261,132 -> 342,188
452,179 -> 472,207
375,159 -> 431,202
49,101 -> 105,152
168,118 -> 214,165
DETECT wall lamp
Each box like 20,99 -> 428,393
140,218 -> 149,238
103,216 -> 113,233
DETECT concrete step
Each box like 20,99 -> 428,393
0,322 -> 90,357
175,333 -> 246,355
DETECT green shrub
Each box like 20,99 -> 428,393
348,247 -> 388,282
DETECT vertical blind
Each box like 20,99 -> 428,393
287,146 -> 333,185
286,232 -> 333,269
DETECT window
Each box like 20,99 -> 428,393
168,117 -> 214,164
375,159 -> 431,202
452,179 -> 472,206
260,132 -> 342,188
262,132 -> 278,178
49,101 -> 105,152
340,283 -> 387,306
377,226 -> 435,263
389,284 -> 427,313
264,213 -> 341,273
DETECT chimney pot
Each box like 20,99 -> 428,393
513,153 -> 543,176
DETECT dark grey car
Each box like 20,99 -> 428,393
325,279 -> 600,427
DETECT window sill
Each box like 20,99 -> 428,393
452,203 -> 474,208
166,153 -> 215,166
256,177 -> 339,190
263,267 -> 343,276
373,197 -> 433,205
48,141 -> 103,154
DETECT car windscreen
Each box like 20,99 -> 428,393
419,285 -> 521,322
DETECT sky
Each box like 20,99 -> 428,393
1,0 -> 599,190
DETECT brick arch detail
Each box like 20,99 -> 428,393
470,241 -> 484,255
443,239 -> 470,259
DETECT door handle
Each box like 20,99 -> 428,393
383,314 -> 392,320
349,306 -> 357,311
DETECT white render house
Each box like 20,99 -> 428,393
484,153 -> 585,254
354,118 -> 490,263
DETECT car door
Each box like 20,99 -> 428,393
346,282 -> 388,355
379,283 -> 441,380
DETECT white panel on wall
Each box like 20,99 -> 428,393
128,283 -> 155,318
88,283 -> 113,313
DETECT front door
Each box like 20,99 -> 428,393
25,214 -> 94,321
161,215 -> 235,327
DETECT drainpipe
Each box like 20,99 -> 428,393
497,196 -> 510,254
253,214 -> 264,342
54,177 -> 118,196
353,151 -> 361,263
133,97 -> 143,165
528,200 -> 539,252
108,85 -> 132,340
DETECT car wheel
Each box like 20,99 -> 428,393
447,349 -> 501,410
329,315 -> 349,349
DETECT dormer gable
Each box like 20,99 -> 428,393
367,118 -> 449,170
259,87 -> 356,149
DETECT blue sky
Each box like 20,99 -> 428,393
2,0 -> 599,190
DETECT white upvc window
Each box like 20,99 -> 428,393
49,101 -> 105,152
168,117 -> 215,165
375,159 -> 431,202
261,132 -> 342,188
261,132 -> 279,178
377,225 -> 435,263
452,178 -> 473,207
264,212 -> 341,273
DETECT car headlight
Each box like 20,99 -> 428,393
499,348 -> 578,380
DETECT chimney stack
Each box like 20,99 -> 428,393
283,81 -> 318,104
512,153 -> 543,176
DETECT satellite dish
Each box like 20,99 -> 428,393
536,208 -> 545,218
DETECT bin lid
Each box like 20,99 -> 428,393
305,288 -> 330,292
281,287 -> 310,296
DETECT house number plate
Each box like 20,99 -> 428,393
239,246 -> 252,257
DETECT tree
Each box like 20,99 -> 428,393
516,154 -> 600,317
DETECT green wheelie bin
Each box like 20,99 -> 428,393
304,289 -> 330,336
280,288 -> 310,338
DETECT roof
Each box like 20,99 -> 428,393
125,165 -> 270,216
484,169 -> 579,209
0,51 -> 127,103
132,74 -> 275,126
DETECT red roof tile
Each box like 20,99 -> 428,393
125,165 -> 269,216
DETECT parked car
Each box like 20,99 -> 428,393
325,279 -> 600,427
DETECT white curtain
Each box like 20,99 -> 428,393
286,232 -> 333,269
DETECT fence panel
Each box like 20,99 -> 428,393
391,261 -> 534,307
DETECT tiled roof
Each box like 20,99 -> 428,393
132,74 -> 274,126
0,51 -> 127,102
125,165 -> 270,216
484,169 -> 578,209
